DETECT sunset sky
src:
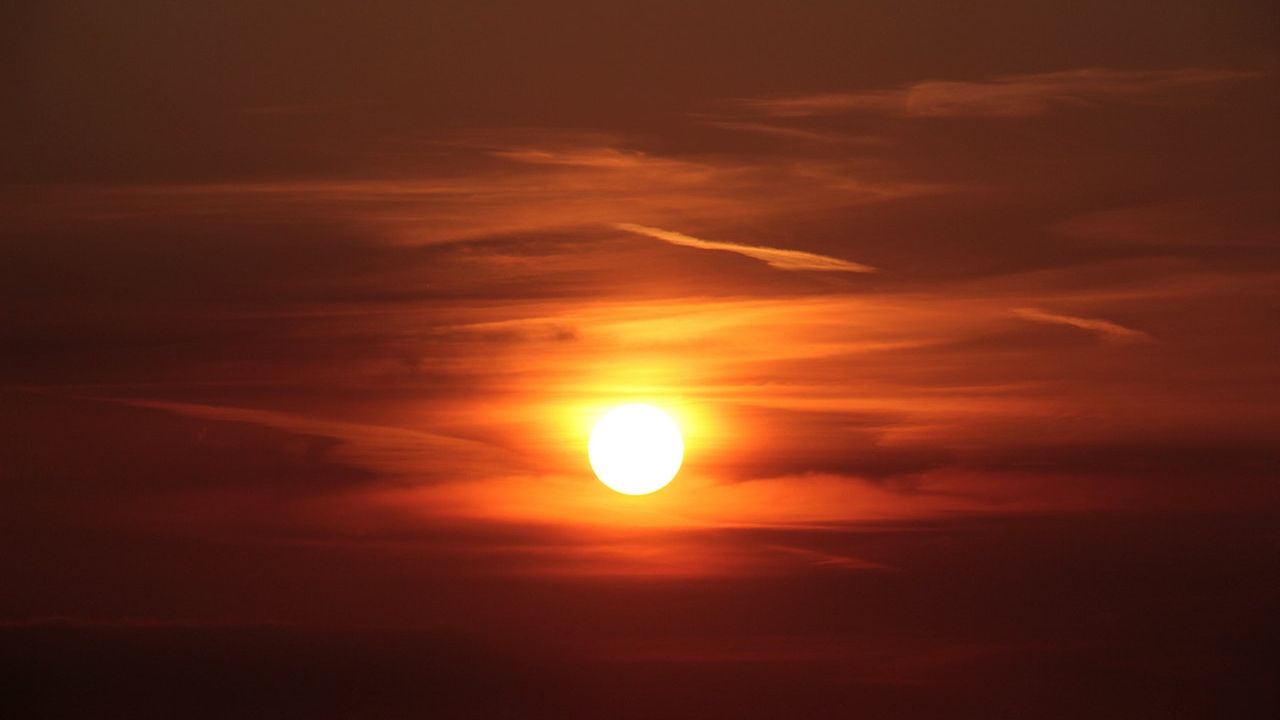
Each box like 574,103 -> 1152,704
3,2 -> 1279,717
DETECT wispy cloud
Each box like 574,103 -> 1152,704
697,119 -> 869,145
763,544 -> 892,571
1013,307 -> 1150,341
613,223 -> 876,273
111,397 -> 507,482
487,147 -> 653,168
1052,193 -> 1280,247
18,138 -> 935,246
739,67 -> 1256,118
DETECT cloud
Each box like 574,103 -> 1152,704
613,223 -> 876,272
111,397 -> 508,483
487,147 -> 654,168
697,119 -> 867,144
762,544 -> 892,572
1052,193 -> 1280,247
738,67 -> 1256,118
13,137 -> 935,248
1013,307 -> 1150,341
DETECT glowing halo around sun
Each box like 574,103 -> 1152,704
588,404 -> 684,495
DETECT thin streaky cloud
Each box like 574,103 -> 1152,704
614,223 -> 876,273
13,139 -> 939,245
105,397 -> 507,481
487,147 -> 652,168
1013,307 -> 1150,341
698,119 -> 868,144
763,544 -> 893,572
739,67 -> 1257,118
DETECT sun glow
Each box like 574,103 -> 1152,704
588,404 -> 684,495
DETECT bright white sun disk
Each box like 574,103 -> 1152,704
588,404 -> 684,495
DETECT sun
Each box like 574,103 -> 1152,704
588,404 -> 684,495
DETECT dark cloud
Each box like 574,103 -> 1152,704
3,515 -> 1276,718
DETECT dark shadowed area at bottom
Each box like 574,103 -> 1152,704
3,512 -> 1276,719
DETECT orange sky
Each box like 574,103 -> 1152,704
3,2 -> 1278,717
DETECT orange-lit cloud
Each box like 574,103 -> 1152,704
613,223 -> 876,272
1012,307 -> 1150,342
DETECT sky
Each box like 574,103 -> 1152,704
2,1 -> 1279,717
